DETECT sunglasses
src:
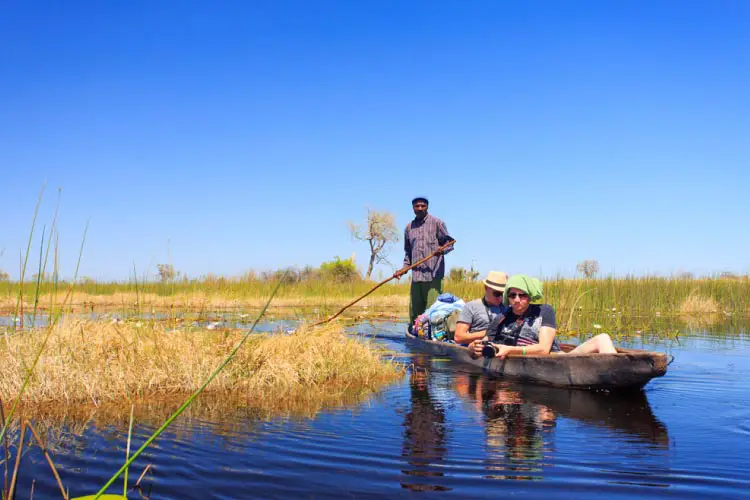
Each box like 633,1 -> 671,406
507,292 -> 529,300
492,290 -> 504,297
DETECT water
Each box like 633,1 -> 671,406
7,322 -> 750,499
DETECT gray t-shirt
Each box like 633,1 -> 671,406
458,298 -> 506,333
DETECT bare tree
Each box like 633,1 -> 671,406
0,269 -> 9,281
157,263 -> 178,282
576,259 -> 600,278
348,209 -> 400,279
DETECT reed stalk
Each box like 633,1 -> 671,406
30,228 -> 45,328
32,188 -> 61,328
7,421 -> 26,500
0,397 -> 8,498
132,262 -> 140,317
14,185 -> 45,332
25,421 -> 68,500
565,288 -> 593,333
134,465 -> 151,488
123,405 -> 134,497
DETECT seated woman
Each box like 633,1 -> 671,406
468,274 -> 616,359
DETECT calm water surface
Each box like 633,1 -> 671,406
9,322 -> 750,499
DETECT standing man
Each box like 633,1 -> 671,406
395,196 -> 454,328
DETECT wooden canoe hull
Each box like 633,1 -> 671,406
405,331 -> 668,391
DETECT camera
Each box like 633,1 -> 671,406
481,340 -> 499,358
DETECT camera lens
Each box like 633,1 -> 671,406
481,342 -> 497,358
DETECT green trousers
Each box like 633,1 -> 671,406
409,277 -> 443,326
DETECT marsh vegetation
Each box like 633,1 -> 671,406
2,274 -> 746,335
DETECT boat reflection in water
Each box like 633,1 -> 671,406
517,382 -> 670,446
401,355 -> 670,489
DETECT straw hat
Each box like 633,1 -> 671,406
483,271 -> 508,292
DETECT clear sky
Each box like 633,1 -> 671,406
1,1 -> 748,281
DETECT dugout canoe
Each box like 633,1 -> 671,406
405,330 -> 670,391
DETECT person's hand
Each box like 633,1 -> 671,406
494,345 -> 514,359
468,339 -> 484,358
468,340 -> 482,359
394,269 -> 406,279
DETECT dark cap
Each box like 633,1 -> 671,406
411,196 -> 429,205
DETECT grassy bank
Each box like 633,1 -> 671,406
3,276 -> 748,334
0,320 -> 403,406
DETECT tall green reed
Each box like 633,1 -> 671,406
14,184 -> 45,330
31,188 -> 61,328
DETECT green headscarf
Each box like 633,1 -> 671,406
502,274 -> 544,306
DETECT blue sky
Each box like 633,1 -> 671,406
1,1 -> 748,281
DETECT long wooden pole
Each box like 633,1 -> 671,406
311,239 -> 455,327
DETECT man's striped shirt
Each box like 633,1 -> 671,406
403,214 -> 453,282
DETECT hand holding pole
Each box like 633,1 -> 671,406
311,239 -> 455,327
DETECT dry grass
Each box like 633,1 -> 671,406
0,320 -> 403,406
679,292 -> 720,315
678,291 -> 722,328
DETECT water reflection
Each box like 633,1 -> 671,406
400,354 -> 450,492
10,389 -> 382,450
454,373 -> 554,481
517,385 -> 670,446
399,355 -> 671,489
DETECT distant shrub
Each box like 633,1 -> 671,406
320,256 -> 360,283
720,271 -> 740,280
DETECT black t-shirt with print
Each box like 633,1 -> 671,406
487,304 -> 561,352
